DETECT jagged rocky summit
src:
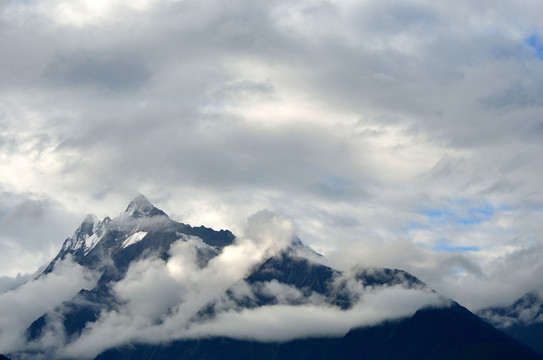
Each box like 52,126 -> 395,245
8,196 -> 543,360
41,194 -> 234,277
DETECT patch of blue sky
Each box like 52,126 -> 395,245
407,221 -> 427,231
526,34 -> 543,60
423,208 -> 453,218
469,204 -> 494,217
456,217 -> 483,225
421,200 -> 507,227
455,204 -> 496,225
433,242 -> 480,253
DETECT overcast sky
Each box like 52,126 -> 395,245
2,0 -> 543,310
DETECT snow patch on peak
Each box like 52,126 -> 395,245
83,214 -> 100,226
76,214 -> 100,235
122,232 -> 148,248
61,238 -> 73,251
62,215 -> 108,254
84,233 -> 102,255
125,194 -> 153,214
114,194 -> 166,224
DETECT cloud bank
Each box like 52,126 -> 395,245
0,257 -> 97,354
1,211 -> 446,359
183,287 -> 445,342
1,0 -> 543,313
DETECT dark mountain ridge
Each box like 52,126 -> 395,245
27,196 -> 235,345
6,196 -> 542,360
479,290 -> 543,354
96,304 -> 541,360
42,194 -> 234,277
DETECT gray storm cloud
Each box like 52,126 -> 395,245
1,0 -> 543,321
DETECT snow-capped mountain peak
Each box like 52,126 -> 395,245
62,214 -> 100,251
116,194 -> 167,222
125,194 -> 154,215
78,214 -> 100,236
17,197 -> 543,360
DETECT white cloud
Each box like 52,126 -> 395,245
184,286 -> 447,342
0,257 -> 97,354
0,273 -> 31,295
1,0 -> 543,320
0,210 -> 451,359
59,211 -> 296,358
60,251 -> 446,359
